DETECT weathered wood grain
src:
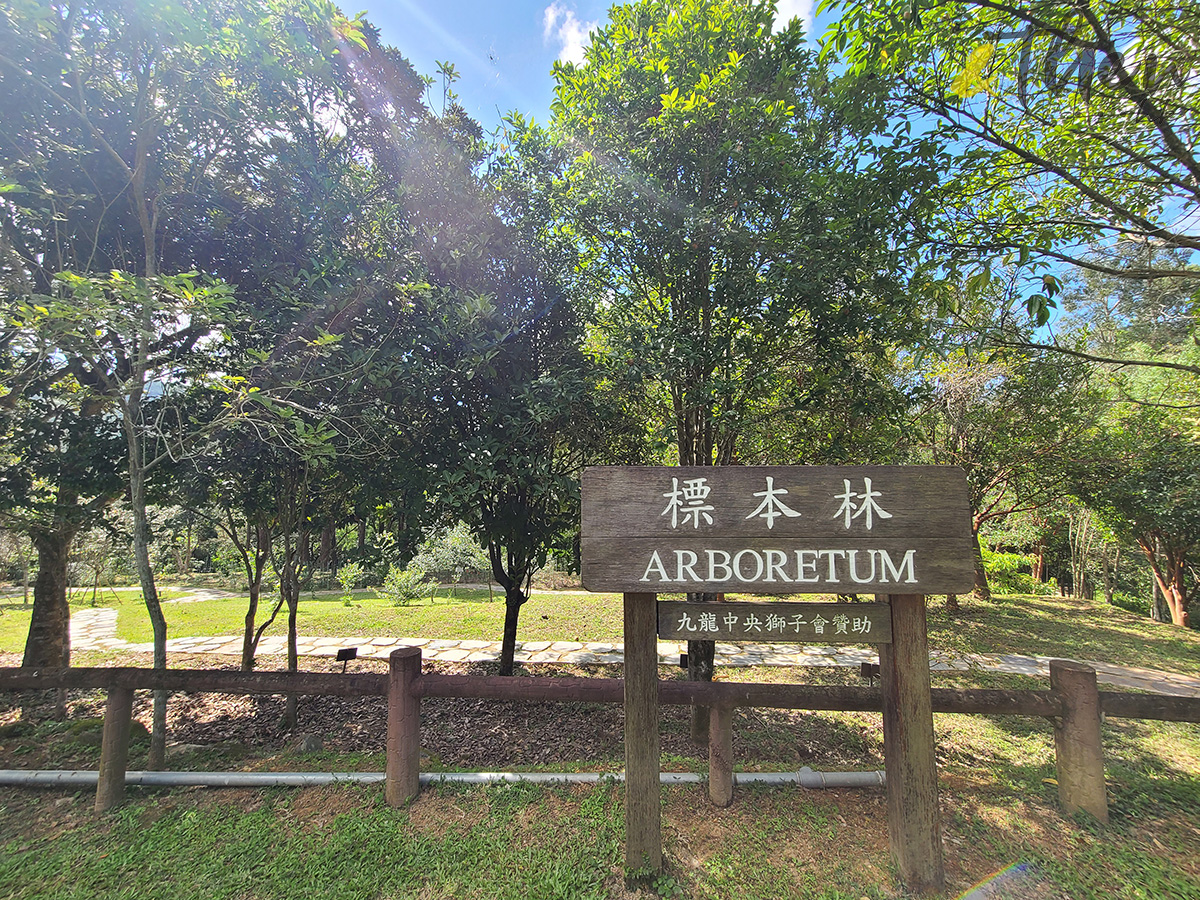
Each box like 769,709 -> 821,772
1051,660 -> 1108,823
624,592 -> 662,872
708,704 -> 734,808
657,601 -> 891,643
0,667 -> 387,697
386,648 -> 422,806
95,687 -> 133,814
879,594 -> 945,895
581,466 -> 974,593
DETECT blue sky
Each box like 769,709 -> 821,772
365,1 -> 823,131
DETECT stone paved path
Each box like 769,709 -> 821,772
68,607 -> 1200,697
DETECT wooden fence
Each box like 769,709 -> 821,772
1,653 -> 1196,817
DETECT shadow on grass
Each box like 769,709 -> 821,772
945,710 -> 1200,821
927,594 -> 1200,676
299,588 -> 499,606
0,603 -> 32,613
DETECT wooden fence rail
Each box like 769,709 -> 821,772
2,666 -> 1197,721
0,658 -> 1196,822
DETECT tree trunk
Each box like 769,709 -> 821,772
971,529 -> 991,602
241,588 -> 260,672
318,522 -> 334,570
128,461 -> 168,769
239,525 -> 270,672
1165,584 -> 1190,628
284,592 -> 299,729
281,530 -> 302,729
1139,537 -> 1191,627
498,585 -> 526,677
1100,549 -> 1116,605
1151,576 -> 1169,622
131,484 -> 168,769
945,593 -> 959,614
686,591 -> 719,743
22,543 -> 31,607
23,527 -> 74,669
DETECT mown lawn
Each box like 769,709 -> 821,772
924,592 -> 1200,677
0,711 -> 1197,900
0,587 -> 1197,897
3,589 -> 1198,680
108,588 -> 633,646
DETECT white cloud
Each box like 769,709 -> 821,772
774,0 -> 816,36
543,2 -> 598,65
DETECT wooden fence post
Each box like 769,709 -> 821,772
623,591 -> 662,872
1050,659 -> 1108,823
386,647 -> 422,806
95,687 -> 134,814
878,593 -> 944,896
708,702 -> 734,808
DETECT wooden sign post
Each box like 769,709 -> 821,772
581,466 -> 974,893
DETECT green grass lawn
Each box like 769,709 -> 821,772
0,718 -> 1197,900
2,588 -> 1199,677
925,592 -> 1200,677
0,588 -> 1197,897
108,588 -> 632,645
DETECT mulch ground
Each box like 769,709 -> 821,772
0,650 -> 884,773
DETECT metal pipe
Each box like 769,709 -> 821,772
0,768 -> 885,789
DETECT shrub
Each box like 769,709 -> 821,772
337,562 -> 365,606
381,564 -> 432,607
410,523 -> 489,588
981,546 -> 1037,595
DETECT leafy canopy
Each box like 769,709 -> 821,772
822,0 -> 1200,321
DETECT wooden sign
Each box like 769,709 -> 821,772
657,601 -> 892,643
581,466 -> 974,594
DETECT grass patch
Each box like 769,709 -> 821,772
1,756 -> 1196,900
111,589 -> 632,645
0,606 -> 31,655
101,588 -> 1200,678
0,782 -> 627,900
925,593 -> 1200,677
5,587 -> 1199,680
0,641 -> 1196,898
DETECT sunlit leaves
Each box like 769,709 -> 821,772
822,0 -> 1200,306
552,0 -> 934,465
949,43 -> 994,98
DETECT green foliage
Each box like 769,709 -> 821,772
381,564 -> 432,608
1071,406 -> 1200,619
410,523 -> 489,586
822,0 -> 1200,316
980,546 -> 1037,595
917,343 -> 1104,533
336,562 -> 365,605
552,0 -> 935,466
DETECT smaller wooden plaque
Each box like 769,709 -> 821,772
657,601 -> 892,644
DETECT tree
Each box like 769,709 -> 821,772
916,343 -> 1103,607
550,0 -> 937,727
554,0 -> 932,468
1060,241 -> 1198,358
825,0 -> 1200,351
0,344 -> 124,667
430,293 -> 609,675
0,0 -> 377,764
174,418 -> 280,671
12,272 -> 233,758
1072,407 -> 1199,627
411,523 -> 491,598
